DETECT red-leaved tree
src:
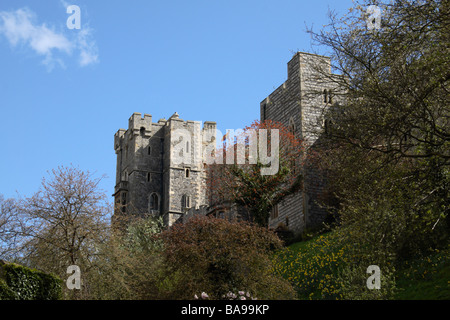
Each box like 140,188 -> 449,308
206,120 -> 307,227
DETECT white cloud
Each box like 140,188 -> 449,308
0,7 -> 99,70
77,27 -> 99,66
60,0 -> 71,9
0,8 -> 72,54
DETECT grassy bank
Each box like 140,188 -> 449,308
273,232 -> 449,300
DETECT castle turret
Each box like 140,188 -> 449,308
114,112 -> 214,227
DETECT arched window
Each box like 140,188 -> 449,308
149,193 -> 159,211
181,194 -> 191,211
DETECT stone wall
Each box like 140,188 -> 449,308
114,52 -> 340,233
113,112 -> 215,227
260,52 -> 340,235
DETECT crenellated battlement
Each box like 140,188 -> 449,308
114,111 -> 216,227
114,129 -> 126,152
114,52 -> 336,233
129,112 -> 152,136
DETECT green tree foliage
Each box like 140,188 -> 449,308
309,0 -> 449,163
303,0 -> 449,298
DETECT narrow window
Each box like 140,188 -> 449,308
149,193 -> 159,211
181,195 -> 191,211
288,117 -> 295,134
323,89 -> 328,103
328,90 -> 333,104
185,168 -> 190,178
270,204 -> 279,219
148,146 -> 152,155
147,172 -> 151,182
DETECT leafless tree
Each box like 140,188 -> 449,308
0,195 -> 23,261
16,165 -> 111,297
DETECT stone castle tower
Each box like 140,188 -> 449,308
261,52 -> 340,234
114,52 -> 339,234
113,112 -> 216,226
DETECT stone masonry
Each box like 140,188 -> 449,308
113,112 -> 216,227
261,52 -> 340,235
114,52 -> 339,234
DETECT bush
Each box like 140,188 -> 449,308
0,279 -> 18,300
159,215 -> 296,300
37,272 -> 63,300
0,262 -> 62,300
85,215 -> 165,300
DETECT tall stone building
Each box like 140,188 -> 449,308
261,52 -> 340,235
114,52 -> 339,234
113,112 -> 216,226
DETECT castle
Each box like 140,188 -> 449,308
113,52 -> 340,234
113,111 -> 217,226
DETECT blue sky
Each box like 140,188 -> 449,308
0,0 -> 353,201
